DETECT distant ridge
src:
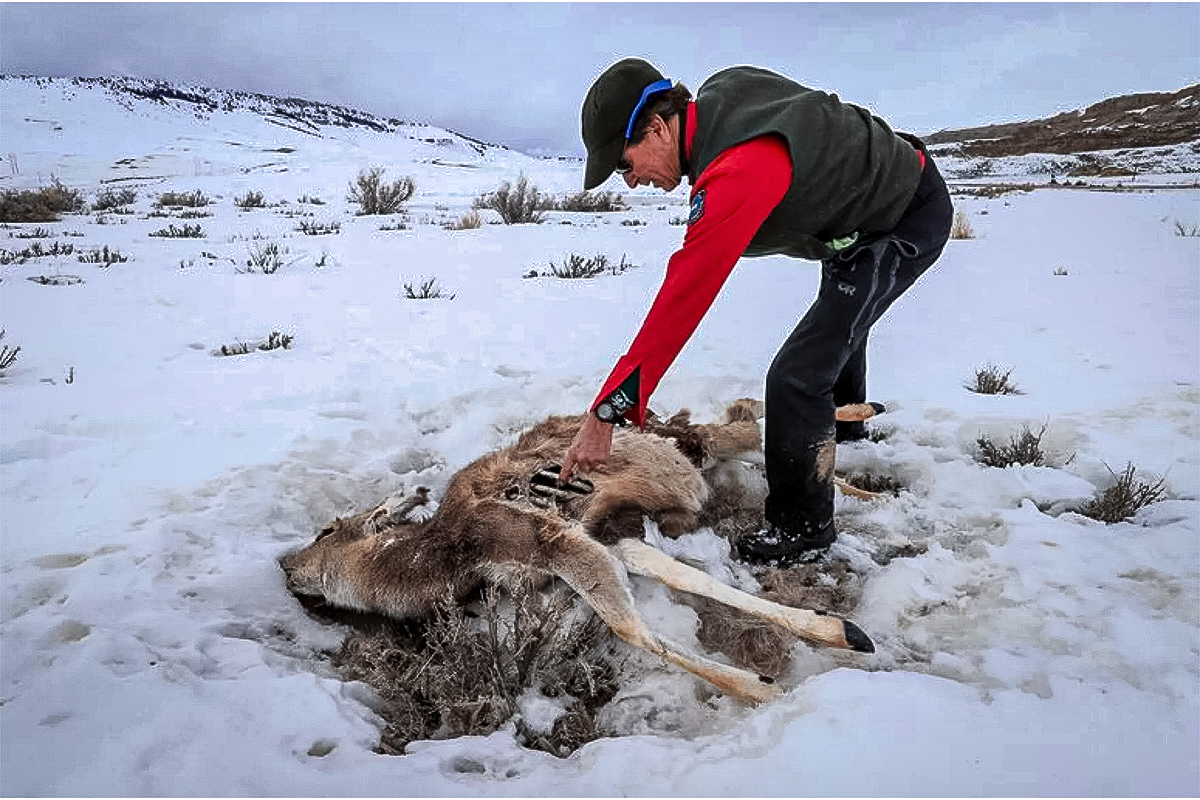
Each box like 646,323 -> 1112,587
926,84 -> 1200,159
0,75 -> 512,156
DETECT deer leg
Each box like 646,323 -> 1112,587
611,539 -> 875,654
540,525 -> 781,705
834,476 -> 882,501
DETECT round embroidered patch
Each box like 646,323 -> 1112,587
688,189 -> 706,225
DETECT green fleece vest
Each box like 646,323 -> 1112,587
689,67 -> 922,261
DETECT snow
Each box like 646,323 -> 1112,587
2,76 -> 1198,796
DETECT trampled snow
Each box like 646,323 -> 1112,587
1,77 -> 1197,796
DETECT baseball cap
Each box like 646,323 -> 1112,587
580,58 -> 670,190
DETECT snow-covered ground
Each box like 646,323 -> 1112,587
1,77 -> 1198,796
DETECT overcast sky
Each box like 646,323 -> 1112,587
2,2 -> 1196,156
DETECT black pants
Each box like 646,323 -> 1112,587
763,150 -> 953,536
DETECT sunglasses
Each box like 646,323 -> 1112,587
614,78 -> 672,176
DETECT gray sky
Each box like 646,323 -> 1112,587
2,2 -> 1196,156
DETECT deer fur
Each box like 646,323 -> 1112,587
280,399 -> 873,705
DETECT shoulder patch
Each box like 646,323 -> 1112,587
687,189 -> 706,225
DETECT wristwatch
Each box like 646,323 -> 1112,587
594,401 -> 625,425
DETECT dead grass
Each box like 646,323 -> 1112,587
1080,462 -> 1167,523
976,424 -> 1047,468
966,363 -> 1022,395
473,175 -> 546,225
0,329 -> 20,372
443,210 -> 482,230
527,253 -> 634,280
324,579 -> 621,757
553,190 -> 627,213
402,276 -> 456,299
155,190 -> 210,209
950,210 -> 975,240
0,179 -> 86,223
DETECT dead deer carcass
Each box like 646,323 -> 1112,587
280,400 -> 874,705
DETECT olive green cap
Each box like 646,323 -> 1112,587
580,58 -> 667,190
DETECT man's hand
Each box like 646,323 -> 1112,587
559,413 -> 615,482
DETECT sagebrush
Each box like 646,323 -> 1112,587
149,223 -> 204,239
242,241 -> 287,273
298,220 -> 341,236
473,174 -> 546,224
528,253 -> 634,280
213,330 -> 294,357
234,190 -> 267,210
0,179 -> 86,223
348,167 -> 415,215
402,276 -> 456,299
553,190 -> 627,213
0,329 -> 20,372
0,241 -> 75,264
1080,462 -> 1166,523
77,246 -> 130,266
328,579 -> 619,758
155,190 -> 210,209
966,364 -> 1022,395
92,187 -> 137,211
976,424 -> 1046,468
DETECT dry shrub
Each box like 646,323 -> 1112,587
444,209 -> 482,230
0,179 -> 86,222
966,363 -> 1022,395
149,223 -> 204,239
527,253 -> 634,280
155,190 -> 210,208
473,174 -> 546,224
234,190 -> 267,210
92,187 -> 137,211
402,276 -> 456,300
976,424 -> 1046,468
297,220 -> 340,235
1080,462 -> 1166,523
348,167 -> 415,215
77,245 -> 130,266
0,329 -> 20,372
950,210 -> 975,240
555,190 -> 627,213
325,579 -> 621,757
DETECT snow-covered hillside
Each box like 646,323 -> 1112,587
0,76 -> 582,196
0,77 -> 1197,796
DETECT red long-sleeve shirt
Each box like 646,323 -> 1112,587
590,102 -> 792,428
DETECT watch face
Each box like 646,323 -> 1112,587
596,403 -> 615,421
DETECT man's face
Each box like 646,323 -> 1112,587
620,115 -> 681,192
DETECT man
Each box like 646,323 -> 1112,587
559,58 -> 953,567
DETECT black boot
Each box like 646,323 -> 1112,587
836,402 -> 886,443
735,519 -> 836,568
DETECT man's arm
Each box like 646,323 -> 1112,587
591,134 -> 793,428
560,134 -> 793,481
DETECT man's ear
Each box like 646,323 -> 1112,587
647,114 -> 668,139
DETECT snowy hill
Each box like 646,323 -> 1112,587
927,83 -> 1200,181
0,76 -> 1197,795
0,75 -> 579,195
